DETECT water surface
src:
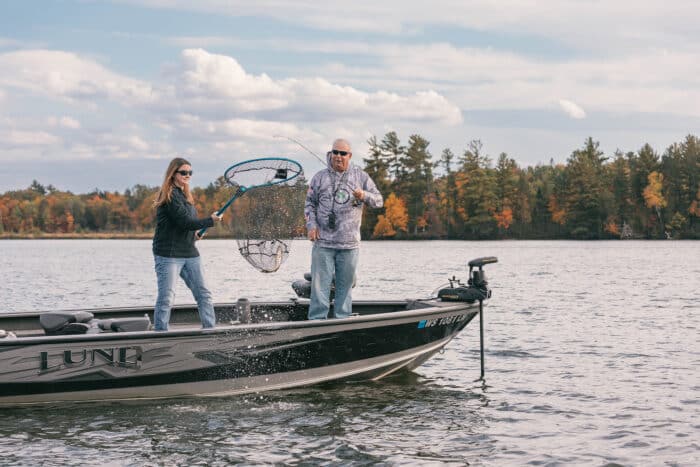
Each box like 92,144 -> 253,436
1,240 -> 698,465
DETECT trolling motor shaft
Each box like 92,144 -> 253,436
469,256 -> 498,381
437,256 -> 498,381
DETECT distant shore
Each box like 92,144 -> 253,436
1,233 -> 690,241
0,232 -> 154,240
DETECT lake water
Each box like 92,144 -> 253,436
1,240 -> 698,466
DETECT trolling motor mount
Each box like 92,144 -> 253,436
437,256 -> 498,302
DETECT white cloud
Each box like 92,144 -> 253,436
150,36 -> 700,119
0,50 -> 155,105
126,135 -> 150,151
175,48 -> 287,112
304,42 -> 700,117
152,49 -> 463,128
48,116 -> 82,129
5,43 -> 451,164
120,0 -> 700,54
168,113 -> 304,142
558,100 -> 586,119
2,129 -> 61,148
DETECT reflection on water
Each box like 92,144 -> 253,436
1,240 -> 699,465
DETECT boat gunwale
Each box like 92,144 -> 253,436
0,299 -> 481,346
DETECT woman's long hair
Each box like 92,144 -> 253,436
154,157 -> 194,207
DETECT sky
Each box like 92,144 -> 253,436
1,0 -> 699,193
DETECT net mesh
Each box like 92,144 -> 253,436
223,158 -> 304,273
237,238 -> 290,273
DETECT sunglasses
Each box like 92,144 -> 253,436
332,150 -> 350,156
175,170 -> 193,176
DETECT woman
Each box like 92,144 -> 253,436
152,157 -> 223,331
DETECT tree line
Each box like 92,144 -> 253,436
362,132 -> 699,239
1,133 -> 698,239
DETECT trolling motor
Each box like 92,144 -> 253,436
438,256 -> 498,381
437,256 -> 497,302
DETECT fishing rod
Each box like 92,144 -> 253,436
273,135 -> 327,166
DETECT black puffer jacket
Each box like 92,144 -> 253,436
152,187 -> 214,258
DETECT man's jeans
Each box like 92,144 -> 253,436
308,244 -> 359,320
154,255 -> 216,331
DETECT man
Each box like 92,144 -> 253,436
304,138 -> 384,319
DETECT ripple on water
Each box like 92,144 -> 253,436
1,240 -> 699,465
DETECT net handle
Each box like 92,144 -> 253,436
197,186 -> 245,237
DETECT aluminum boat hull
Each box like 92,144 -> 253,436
0,299 -> 481,406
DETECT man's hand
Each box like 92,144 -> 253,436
352,187 -> 364,201
211,211 -> 223,222
308,227 -> 319,241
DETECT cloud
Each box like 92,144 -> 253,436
152,36 -> 700,120
0,46 -> 463,168
173,48 -> 287,112
161,49 -> 462,125
2,129 -> 61,148
558,99 -> 586,119
48,116 -> 82,129
120,0 -> 700,53
0,50 -> 155,105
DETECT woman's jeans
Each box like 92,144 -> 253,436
154,255 -> 216,331
308,244 -> 359,320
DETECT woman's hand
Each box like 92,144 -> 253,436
211,212 -> 223,222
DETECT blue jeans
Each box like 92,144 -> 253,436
154,255 -> 216,331
308,244 -> 359,320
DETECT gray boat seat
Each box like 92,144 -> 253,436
40,311 -> 95,335
40,311 -> 151,335
292,272 -> 356,299
97,317 -> 151,333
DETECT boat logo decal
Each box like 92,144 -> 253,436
418,313 -> 468,329
39,346 -> 143,373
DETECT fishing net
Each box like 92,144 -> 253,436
237,238 -> 290,273
218,158 -> 305,273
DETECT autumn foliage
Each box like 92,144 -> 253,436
2,133 -> 699,239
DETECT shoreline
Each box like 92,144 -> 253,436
0,232 -> 154,240
0,233 -> 688,241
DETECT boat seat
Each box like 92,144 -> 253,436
292,272 -> 356,299
97,317 -> 151,333
40,311 -> 95,335
40,311 -> 151,335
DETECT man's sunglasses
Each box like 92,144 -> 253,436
331,150 -> 350,156
176,170 -> 193,176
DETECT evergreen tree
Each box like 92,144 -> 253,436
564,138 -> 608,238
379,131 -> 405,184
455,140 -> 497,238
362,136 -> 392,239
607,150 -> 632,237
629,143 -> 660,236
494,153 -> 519,236
400,135 -> 433,234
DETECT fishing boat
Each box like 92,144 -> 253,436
0,257 -> 497,406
